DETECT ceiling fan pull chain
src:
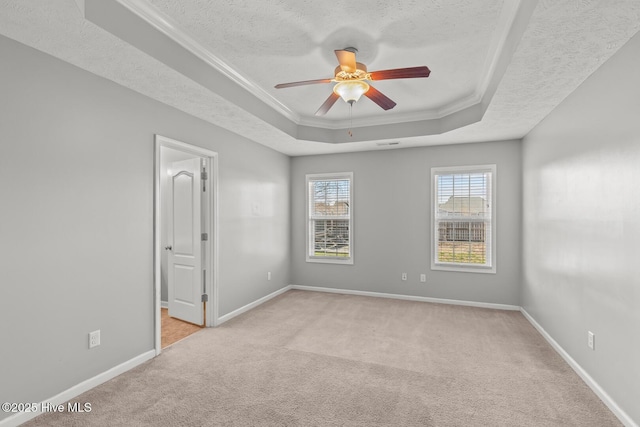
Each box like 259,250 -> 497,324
348,102 -> 353,138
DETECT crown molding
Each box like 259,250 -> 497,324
476,0 -> 524,100
73,0 -> 85,16
297,92 -> 481,130
114,0 -> 300,123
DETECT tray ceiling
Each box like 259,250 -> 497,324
1,0 -> 639,155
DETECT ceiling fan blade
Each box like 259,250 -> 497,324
335,50 -> 357,73
364,85 -> 397,110
315,92 -> 340,116
369,66 -> 431,81
275,78 -> 333,89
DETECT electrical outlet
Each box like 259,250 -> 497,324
89,330 -> 100,349
267,272 -> 271,281
588,331 -> 595,350
401,273 -> 407,281
420,274 -> 426,283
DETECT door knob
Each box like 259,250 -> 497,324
165,245 -> 172,251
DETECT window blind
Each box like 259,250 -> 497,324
307,174 -> 352,262
433,166 -> 494,270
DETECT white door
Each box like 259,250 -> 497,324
167,158 -> 204,325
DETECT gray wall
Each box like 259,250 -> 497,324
291,140 -> 522,305
0,35 -> 290,417
522,32 -> 640,424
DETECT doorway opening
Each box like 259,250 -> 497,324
154,135 -> 218,355
161,307 -> 203,348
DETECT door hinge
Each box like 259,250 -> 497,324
201,233 -> 208,241
201,294 -> 208,302
202,169 -> 207,192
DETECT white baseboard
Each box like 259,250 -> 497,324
160,300 -> 168,309
520,308 -> 637,427
290,285 -> 521,311
216,285 -> 292,325
0,350 -> 155,427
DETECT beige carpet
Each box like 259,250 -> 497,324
24,290 -> 620,426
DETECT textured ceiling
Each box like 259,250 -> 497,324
147,0 -> 502,120
1,0 -> 639,156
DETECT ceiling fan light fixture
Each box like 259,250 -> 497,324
333,80 -> 370,104
275,48 -> 428,116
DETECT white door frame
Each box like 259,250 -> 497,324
154,135 -> 219,355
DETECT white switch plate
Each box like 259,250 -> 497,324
89,330 -> 100,349
588,331 -> 595,350
420,274 -> 426,283
401,273 -> 407,281
267,272 -> 271,281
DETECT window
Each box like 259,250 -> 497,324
306,173 -> 353,264
431,165 -> 496,273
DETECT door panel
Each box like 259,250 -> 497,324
173,265 -> 195,303
167,158 -> 203,325
173,172 -> 195,255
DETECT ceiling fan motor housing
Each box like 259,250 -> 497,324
334,63 -> 370,81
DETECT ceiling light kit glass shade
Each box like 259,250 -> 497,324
333,80 -> 370,104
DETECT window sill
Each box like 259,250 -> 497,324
306,257 -> 353,265
431,263 -> 496,274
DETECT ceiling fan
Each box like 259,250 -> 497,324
274,47 -> 430,116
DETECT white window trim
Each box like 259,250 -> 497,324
431,164 -> 496,274
306,172 -> 354,265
